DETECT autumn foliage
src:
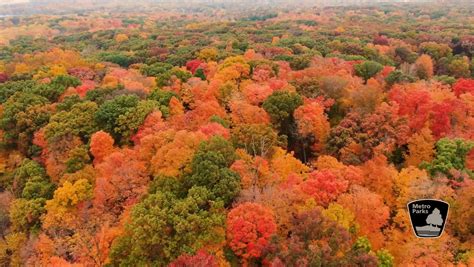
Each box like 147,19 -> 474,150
226,203 -> 277,261
0,2 -> 473,266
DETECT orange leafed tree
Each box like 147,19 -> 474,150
270,147 -> 309,182
453,78 -> 474,97
405,126 -> 435,167
131,111 -> 166,144
45,136 -> 84,182
242,83 -> 273,105
93,149 -> 149,217
226,202 -> 277,261
300,169 -> 349,207
360,154 -> 398,206
394,167 -> 431,208
294,100 -> 330,152
29,234 -> 55,266
139,129 -> 205,177
231,151 -> 275,197
76,224 -> 123,266
183,100 -> 226,130
337,185 -> 389,249
90,131 -> 115,165
169,250 -> 218,267
229,100 -> 270,125
450,180 -> 474,242
388,83 -> 432,133
389,234 -> 457,266
198,122 -> 230,140
115,33 -> 129,43
314,155 -> 364,185
414,54 -> 434,80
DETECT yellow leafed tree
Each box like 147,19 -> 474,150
406,126 -> 435,167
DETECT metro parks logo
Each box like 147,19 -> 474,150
407,199 -> 449,238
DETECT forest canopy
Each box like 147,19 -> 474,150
0,1 -> 474,266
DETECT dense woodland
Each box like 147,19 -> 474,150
0,1 -> 474,266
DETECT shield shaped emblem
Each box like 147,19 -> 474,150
407,199 -> 449,238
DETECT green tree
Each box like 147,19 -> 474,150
114,100 -> 158,140
65,145 -> 91,173
44,101 -> 99,143
434,75 -> 456,85
21,176 -> 55,200
9,198 -> 46,232
262,91 -> 303,130
354,61 -> 384,84
422,138 -> 474,178
147,88 -> 178,117
140,62 -> 173,77
109,187 -> 225,266
377,249 -> 394,267
30,75 -> 80,102
85,87 -> 118,105
100,52 -> 134,67
289,54 -> 312,70
9,159 -> 47,198
385,70 -> 416,87
419,42 -> 452,61
262,90 -> 304,158
0,92 -> 49,147
50,74 -> 81,89
0,80 -> 36,104
15,104 -> 54,154
394,47 -> 417,64
194,68 -> 206,80
95,94 -> 140,141
448,58 -> 470,78
184,137 -> 240,206
352,236 -> 371,253
56,95 -> 83,112
156,67 -> 192,87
